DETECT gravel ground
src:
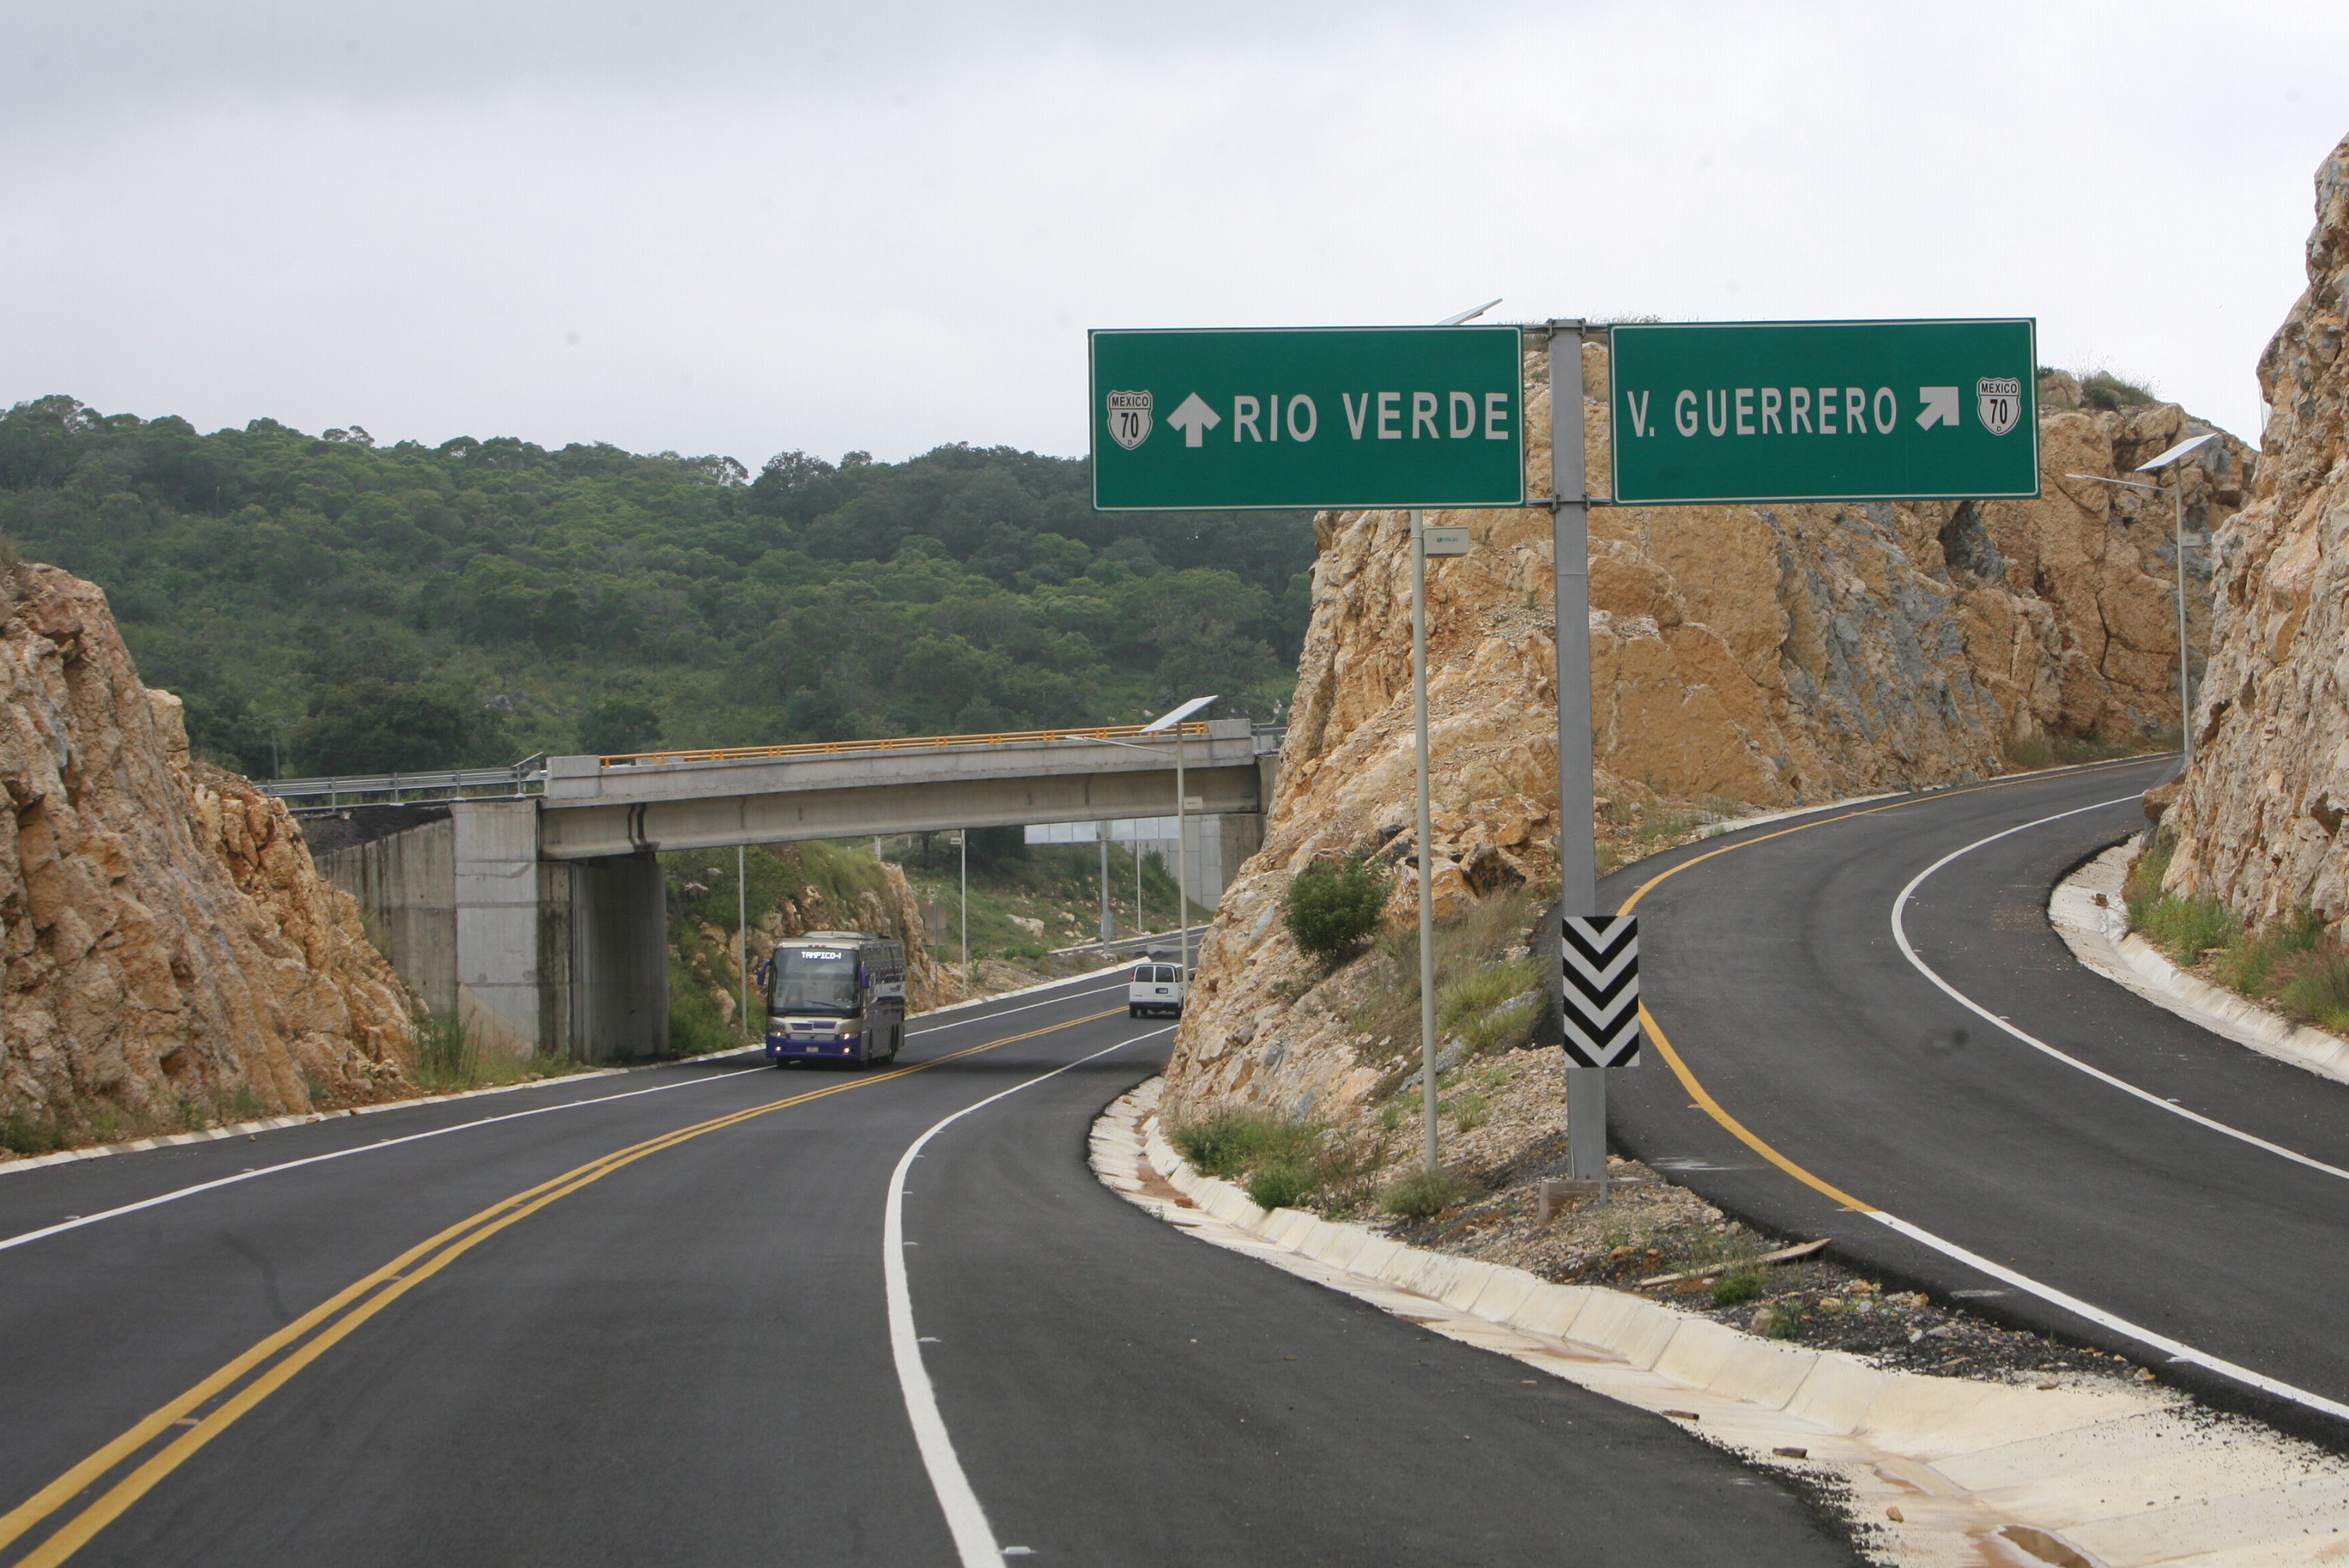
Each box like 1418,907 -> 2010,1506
1308,1047 -> 2148,1389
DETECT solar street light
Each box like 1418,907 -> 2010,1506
2064,431 -> 2220,770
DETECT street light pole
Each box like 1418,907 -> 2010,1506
737,845 -> 749,1041
1099,822 -> 1113,949
959,829 -> 969,992
2065,431 -> 2215,771
1174,730 -> 1190,980
2171,471 -> 2194,773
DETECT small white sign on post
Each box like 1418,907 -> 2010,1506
1422,524 -> 1471,556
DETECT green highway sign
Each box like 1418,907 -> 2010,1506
1607,319 -> 2039,505
1089,326 -> 1525,511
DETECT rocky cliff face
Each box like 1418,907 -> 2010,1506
699,855 -> 962,1016
0,564 -> 414,1140
1164,341 -> 2248,1122
2158,134 -> 2349,928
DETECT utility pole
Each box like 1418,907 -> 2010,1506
959,829 -> 969,992
737,845 -> 750,1041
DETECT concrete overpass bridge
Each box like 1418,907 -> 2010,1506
274,720 -> 1278,1062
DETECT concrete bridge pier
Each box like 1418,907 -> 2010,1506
313,800 -> 670,1064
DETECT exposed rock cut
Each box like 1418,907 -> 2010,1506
2159,134 -> 2349,928
0,564 -> 414,1137
1165,335 -> 2248,1123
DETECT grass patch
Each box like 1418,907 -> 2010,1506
1378,1163 -> 1479,1221
2276,947 -> 2349,1032
1168,1109 -> 1389,1214
1711,1268 -> 1764,1305
2005,727 -> 2176,772
667,951 -> 742,1057
1349,890 -> 1545,1070
2126,840 -> 2349,1030
1,1079 -> 282,1158
409,1010 -> 587,1091
2123,836 -> 2237,964
1445,1090 -> 1491,1133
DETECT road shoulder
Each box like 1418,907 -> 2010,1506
1094,1078 -> 2349,1568
2052,842 -> 2349,1087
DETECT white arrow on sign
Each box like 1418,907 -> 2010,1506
1166,393 -> 1221,448
1916,386 -> 1960,431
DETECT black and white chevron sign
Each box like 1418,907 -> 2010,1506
1559,915 -> 1642,1068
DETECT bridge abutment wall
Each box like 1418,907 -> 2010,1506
312,801 -> 668,1063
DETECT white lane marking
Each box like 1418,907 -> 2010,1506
907,978 -> 1128,1035
0,1066 -> 767,1256
1891,795 -> 2349,1184
884,1024 -> 1174,1567
0,979 -> 1138,1255
1870,1211 -> 2349,1423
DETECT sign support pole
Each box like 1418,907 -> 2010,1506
1547,322 -> 1607,1196
1410,508 -> 1442,1174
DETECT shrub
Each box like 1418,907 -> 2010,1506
2080,370 -> 2156,410
1379,1164 -> 1476,1220
1711,1268 -> 1763,1305
1283,855 -> 1388,963
1247,1162 -> 1316,1210
2277,947 -> 2349,1031
1170,1111 -> 1321,1179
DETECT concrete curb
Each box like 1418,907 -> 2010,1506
1093,1078 -> 2349,1567
2051,844 -> 2349,1087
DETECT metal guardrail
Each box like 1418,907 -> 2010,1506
262,756 -> 547,807
600,721 -> 1213,770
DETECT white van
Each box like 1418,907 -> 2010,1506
1128,962 -> 1187,1018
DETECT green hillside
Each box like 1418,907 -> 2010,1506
0,396 -> 1315,776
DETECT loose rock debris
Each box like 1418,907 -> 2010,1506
1302,1050 -> 2148,1389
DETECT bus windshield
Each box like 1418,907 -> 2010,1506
769,948 -> 859,1016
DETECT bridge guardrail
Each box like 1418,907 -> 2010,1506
262,755 -> 547,808
598,721 -> 1216,770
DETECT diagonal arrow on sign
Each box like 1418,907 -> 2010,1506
1916,386 -> 1960,430
1166,393 -> 1221,448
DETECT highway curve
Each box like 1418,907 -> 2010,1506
0,975 -> 1858,1565
1610,754 -> 2349,1435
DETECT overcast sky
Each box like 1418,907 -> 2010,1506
5,2 -> 2343,467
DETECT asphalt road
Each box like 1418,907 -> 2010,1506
1610,754 -> 2349,1436
0,972 -> 1858,1565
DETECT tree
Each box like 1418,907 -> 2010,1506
577,698 -> 661,758
295,680 -> 493,775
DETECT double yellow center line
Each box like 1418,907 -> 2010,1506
1616,756 -> 2160,1212
0,1006 -> 1123,1567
